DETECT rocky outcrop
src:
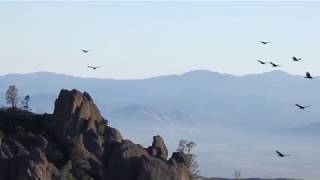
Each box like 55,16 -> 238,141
53,89 -> 103,139
147,135 -> 168,160
11,148 -> 61,180
104,140 -> 190,180
0,139 -> 61,180
104,126 -> 123,143
53,89 -> 105,159
0,89 -> 191,180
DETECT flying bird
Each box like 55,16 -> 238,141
269,62 -> 281,67
260,41 -> 271,45
87,66 -> 102,70
292,56 -> 302,62
276,150 -> 290,158
81,49 -> 92,53
295,104 -> 311,110
257,60 -> 267,65
304,72 -> 313,79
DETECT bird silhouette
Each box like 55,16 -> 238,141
292,56 -> 302,62
295,104 -> 311,110
81,49 -> 92,53
87,66 -> 102,70
260,41 -> 271,45
276,150 -> 290,158
269,62 -> 281,67
304,72 -> 313,79
257,60 -> 267,65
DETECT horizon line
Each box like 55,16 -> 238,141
0,69 -> 303,81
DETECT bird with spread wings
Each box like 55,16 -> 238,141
295,104 -> 311,110
276,150 -> 290,158
257,60 -> 267,65
81,49 -> 92,53
260,41 -> 271,45
87,66 -> 103,70
269,62 -> 281,67
292,56 -> 302,62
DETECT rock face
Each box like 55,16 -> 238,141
0,140 -> 61,180
0,89 -> 191,180
53,89 -> 105,158
147,135 -> 168,160
104,126 -> 123,143
105,139 -> 190,180
53,89 -> 103,138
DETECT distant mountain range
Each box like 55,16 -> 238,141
108,104 -> 195,127
0,70 -> 318,130
107,104 -> 197,141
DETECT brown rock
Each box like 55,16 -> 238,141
52,89 -> 191,180
147,135 -> 168,160
104,126 -> 123,143
0,148 -> 61,180
53,89 -> 103,139
83,128 -> 104,156
53,89 -> 106,159
138,155 -> 190,180
0,89 -> 191,180
20,148 -> 61,180
104,139 -> 190,180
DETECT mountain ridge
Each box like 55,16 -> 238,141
0,70 -> 303,81
1,69 -> 318,128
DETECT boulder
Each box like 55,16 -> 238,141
147,135 -> 168,160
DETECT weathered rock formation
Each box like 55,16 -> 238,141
53,89 -> 103,138
0,89 -> 191,180
147,135 -> 169,160
0,139 -> 61,180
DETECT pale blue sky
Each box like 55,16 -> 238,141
1,1 -> 320,79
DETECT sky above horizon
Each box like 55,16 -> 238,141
1,1 -> 320,79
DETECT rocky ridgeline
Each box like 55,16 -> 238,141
0,89 -> 191,180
